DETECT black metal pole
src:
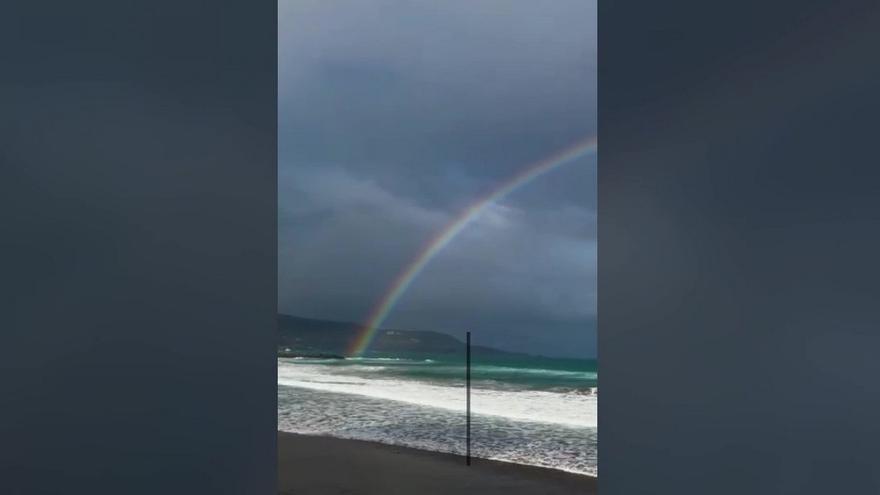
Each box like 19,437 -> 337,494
466,331 -> 471,466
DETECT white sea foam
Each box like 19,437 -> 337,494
347,357 -> 408,361
278,385 -> 598,476
278,362 -> 597,427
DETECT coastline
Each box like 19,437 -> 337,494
278,431 -> 597,494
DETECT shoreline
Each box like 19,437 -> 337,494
278,431 -> 597,494
280,429 -> 597,477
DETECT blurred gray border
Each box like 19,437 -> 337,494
599,1 -> 880,493
1,1 -> 277,493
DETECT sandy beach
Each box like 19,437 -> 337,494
278,431 -> 597,495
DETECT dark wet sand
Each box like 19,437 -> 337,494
278,431 -> 597,495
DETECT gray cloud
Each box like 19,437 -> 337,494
279,0 -> 596,357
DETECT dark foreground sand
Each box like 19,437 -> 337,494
278,431 -> 597,495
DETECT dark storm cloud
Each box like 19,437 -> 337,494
278,0 -> 597,356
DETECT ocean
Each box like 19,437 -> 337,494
277,353 -> 598,476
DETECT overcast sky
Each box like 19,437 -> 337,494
278,0 -> 597,357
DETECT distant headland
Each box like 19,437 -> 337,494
277,314 -> 531,359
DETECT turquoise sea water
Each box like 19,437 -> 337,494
277,354 -> 597,475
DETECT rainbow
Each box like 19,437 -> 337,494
347,136 -> 598,356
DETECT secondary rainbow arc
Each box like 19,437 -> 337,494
347,136 -> 598,356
